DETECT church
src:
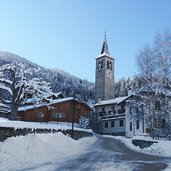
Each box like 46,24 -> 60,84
93,35 -> 129,136
93,34 -> 171,138
93,35 -> 148,137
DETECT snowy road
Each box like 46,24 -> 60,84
55,135 -> 170,171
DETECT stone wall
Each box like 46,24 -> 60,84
132,139 -> 158,149
0,127 -> 93,142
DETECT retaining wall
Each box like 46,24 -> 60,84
132,139 -> 158,149
0,127 -> 93,142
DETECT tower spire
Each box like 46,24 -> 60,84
101,33 -> 110,55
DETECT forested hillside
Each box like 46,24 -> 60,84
0,52 -> 95,102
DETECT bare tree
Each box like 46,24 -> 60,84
131,31 -> 171,137
154,31 -> 171,135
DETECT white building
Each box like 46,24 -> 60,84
125,101 -> 146,137
94,94 -> 149,137
94,96 -> 130,136
125,92 -> 171,138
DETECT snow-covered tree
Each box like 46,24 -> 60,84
78,116 -> 90,129
114,77 -> 132,97
154,31 -> 171,136
130,31 -> 171,137
0,63 -> 53,120
0,52 -> 95,103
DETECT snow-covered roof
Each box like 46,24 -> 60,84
19,97 -> 74,111
94,96 -> 130,107
19,97 -> 92,112
96,52 -> 113,59
96,34 -> 114,59
50,97 -> 74,105
23,92 -> 65,105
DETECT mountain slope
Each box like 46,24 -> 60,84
0,51 -> 95,102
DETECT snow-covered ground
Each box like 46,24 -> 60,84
0,117 -> 92,133
1,133 -> 170,171
105,135 -> 171,157
0,132 -> 96,171
0,117 -> 95,170
1,117 -> 171,171
110,135 -> 171,171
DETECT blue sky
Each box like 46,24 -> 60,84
0,0 -> 170,82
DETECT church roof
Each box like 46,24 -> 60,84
96,34 -> 113,59
101,34 -> 110,54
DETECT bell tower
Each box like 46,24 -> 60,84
95,34 -> 115,103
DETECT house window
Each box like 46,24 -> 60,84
111,106 -> 116,114
129,107 -> 132,114
118,105 -> 125,114
102,107 -> 106,115
104,122 -> 108,128
136,120 -> 139,129
52,113 -> 64,118
102,107 -> 105,112
121,104 -> 125,109
120,120 -> 124,127
111,121 -> 115,127
36,112 -> 44,118
130,122 -> 132,131
111,105 -> 115,110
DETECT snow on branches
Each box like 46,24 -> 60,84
0,63 -> 53,120
78,116 -> 90,129
130,31 -> 171,137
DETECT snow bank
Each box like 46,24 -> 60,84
0,117 -> 9,122
109,135 -> 171,157
0,132 -> 96,171
0,118 -> 92,133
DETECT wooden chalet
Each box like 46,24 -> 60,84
18,97 -> 92,123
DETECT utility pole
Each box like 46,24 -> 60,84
142,103 -> 145,133
71,96 -> 75,138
